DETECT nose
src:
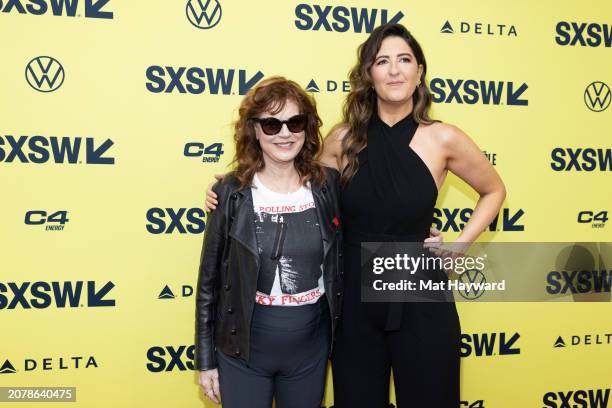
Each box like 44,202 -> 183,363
277,123 -> 292,137
389,60 -> 399,76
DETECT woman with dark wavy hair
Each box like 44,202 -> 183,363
319,24 -> 506,407
194,76 -> 343,408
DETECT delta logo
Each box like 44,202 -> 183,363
158,284 -> 193,300
0,356 -> 98,373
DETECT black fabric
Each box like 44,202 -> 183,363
333,111 -> 460,407
216,298 -> 330,408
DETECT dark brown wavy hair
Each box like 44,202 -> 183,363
340,23 -> 439,185
231,76 -> 325,188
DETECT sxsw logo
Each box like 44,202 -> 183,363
146,66 -> 263,95
432,208 -> 525,232
158,284 -> 193,300
430,78 -> 528,106
460,402 -> 485,408
0,281 -> 115,309
146,208 -> 205,234
460,332 -> 521,357
186,0 -> 221,29
0,356 -> 98,373
25,56 -> 64,92
555,22 -> 612,47
294,4 -> 403,33
553,334 -> 612,348
0,135 -> 115,165
546,270 -> 611,295
440,20 -> 517,37
584,82 -> 611,112
543,388 -> 610,408
184,142 -> 224,163
24,210 -> 69,231
146,345 -> 194,372
305,78 -> 350,93
550,148 -> 612,172
0,0 -> 113,18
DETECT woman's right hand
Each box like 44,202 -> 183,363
204,174 -> 225,211
198,368 -> 221,404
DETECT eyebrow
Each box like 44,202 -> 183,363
375,52 -> 414,60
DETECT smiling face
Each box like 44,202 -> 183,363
255,99 -> 306,167
369,35 -> 424,107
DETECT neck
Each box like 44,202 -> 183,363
257,160 -> 301,193
376,98 -> 414,127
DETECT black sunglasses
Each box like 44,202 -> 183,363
252,114 -> 308,135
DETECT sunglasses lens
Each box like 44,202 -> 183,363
287,115 -> 307,133
260,118 -> 283,135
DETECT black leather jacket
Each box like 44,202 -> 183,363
195,167 -> 343,370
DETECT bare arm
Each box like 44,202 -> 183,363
439,124 -> 506,243
318,123 -> 348,170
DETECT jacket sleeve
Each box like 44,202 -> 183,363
194,182 -> 226,371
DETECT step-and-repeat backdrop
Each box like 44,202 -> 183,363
1,0 -> 610,407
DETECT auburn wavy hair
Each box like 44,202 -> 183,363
340,23 -> 439,185
231,76 -> 325,188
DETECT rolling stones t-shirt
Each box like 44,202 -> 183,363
252,173 -> 324,306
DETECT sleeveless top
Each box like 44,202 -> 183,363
340,111 -> 439,330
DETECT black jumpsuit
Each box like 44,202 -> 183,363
332,111 -> 461,407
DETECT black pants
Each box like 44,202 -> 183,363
217,298 -> 330,408
332,300 -> 461,408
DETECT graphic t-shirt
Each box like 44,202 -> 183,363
252,173 -> 324,306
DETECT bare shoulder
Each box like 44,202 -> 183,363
323,123 -> 349,155
421,121 -> 468,149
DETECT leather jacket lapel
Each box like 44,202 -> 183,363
312,181 -> 336,261
228,188 -> 260,267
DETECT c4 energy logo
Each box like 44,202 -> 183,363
584,82 -> 611,112
146,208 -> 205,234
0,360 -> 17,374
577,210 -> 608,229
550,148 -> 611,172
186,0 -> 221,29
0,281 -> 116,309
158,284 -> 193,300
460,332 -> 521,357
433,208 -> 525,232
24,210 -> 69,231
184,142 -> 224,163
440,20 -> 517,36
25,56 -> 64,92
146,345 -> 194,372
294,4 -> 403,33
555,22 -> 612,47
430,78 -> 528,106
0,135 -> 114,164
146,66 -> 263,95
0,0 -> 113,18
543,388 -> 610,408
